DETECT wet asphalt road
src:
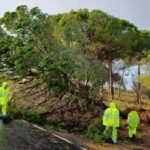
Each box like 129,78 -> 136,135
0,120 -> 86,150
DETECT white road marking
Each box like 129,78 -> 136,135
22,119 -> 28,123
52,134 -> 87,150
33,124 -> 47,131
52,133 -> 73,144
80,148 -> 87,150
80,147 -> 88,150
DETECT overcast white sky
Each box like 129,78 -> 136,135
0,0 -> 150,30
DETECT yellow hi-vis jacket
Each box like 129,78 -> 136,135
102,102 -> 120,127
127,111 -> 140,128
0,82 -> 11,105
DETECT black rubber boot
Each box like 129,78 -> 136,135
132,134 -> 136,139
2,115 -> 12,124
106,138 -> 115,144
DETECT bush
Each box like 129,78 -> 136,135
10,108 -> 24,119
8,104 -> 42,124
9,105 -> 25,119
24,111 -> 42,124
86,121 -> 110,143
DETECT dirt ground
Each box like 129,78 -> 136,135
53,121 -> 150,150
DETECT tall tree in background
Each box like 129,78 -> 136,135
132,30 -> 150,107
87,10 -> 138,99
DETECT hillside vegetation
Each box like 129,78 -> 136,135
0,6 -> 150,147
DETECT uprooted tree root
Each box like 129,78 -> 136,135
40,93 -> 104,128
11,78 -> 104,128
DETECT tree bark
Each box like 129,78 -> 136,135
108,60 -> 114,100
118,67 -> 125,98
137,64 -> 142,109
99,74 -> 104,98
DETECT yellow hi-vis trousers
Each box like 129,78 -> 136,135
129,126 -> 137,138
105,126 -> 118,143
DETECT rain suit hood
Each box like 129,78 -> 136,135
109,102 -> 116,109
2,82 -> 8,89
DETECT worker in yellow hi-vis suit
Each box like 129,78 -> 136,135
102,102 -> 120,144
127,111 -> 140,138
0,82 -> 11,116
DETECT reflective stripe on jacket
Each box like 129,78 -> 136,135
102,102 -> 120,127
0,82 -> 10,105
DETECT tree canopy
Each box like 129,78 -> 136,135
0,5 -> 149,100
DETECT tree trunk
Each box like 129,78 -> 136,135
137,64 -> 142,109
99,75 -> 104,97
101,84 -> 104,93
108,60 -> 114,100
118,67 -> 125,98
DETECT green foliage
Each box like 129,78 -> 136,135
45,121 -> 67,131
9,107 -> 25,119
0,5 -> 150,100
9,104 -> 42,124
73,52 -> 107,97
55,9 -> 89,51
88,10 -> 138,62
24,111 -> 42,124
138,53 -> 150,89
40,49 -> 75,96
86,121 -> 109,143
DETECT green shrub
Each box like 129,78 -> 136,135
8,104 -> 42,124
9,104 -> 24,119
46,120 -> 66,129
9,107 -> 25,119
86,121 -> 110,143
24,111 -> 42,124
57,121 -> 67,129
